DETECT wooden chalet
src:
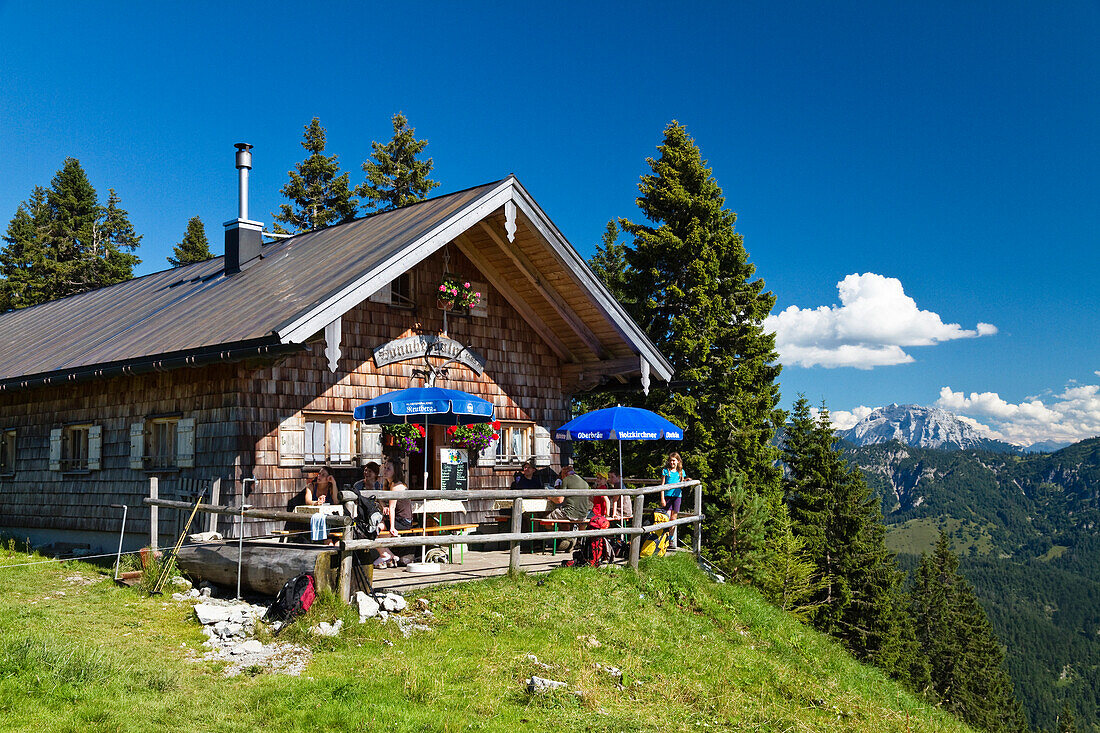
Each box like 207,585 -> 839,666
0,160 -> 672,551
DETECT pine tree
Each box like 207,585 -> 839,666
593,121 -> 784,497
783,397 -> 927,689
0,187 -> 50,310
45,157 -> 101,300
272,117 -> 358,233
909,532 -> 1027,732
1058,701 -> 1076,733
358,112 -> 440,213
168,216 -> 212,267
1,161 -> 141,308
707,468 -> 772,585
94,189 -> 142,288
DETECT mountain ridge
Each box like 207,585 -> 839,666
840,403 -> 1020,453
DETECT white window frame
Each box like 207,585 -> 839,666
495,422 -> 534,467
0,428 -> 15,476
303,413 -> 356,466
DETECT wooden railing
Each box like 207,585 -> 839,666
145,480 -> 703,602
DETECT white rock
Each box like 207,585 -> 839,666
200,587 -> 213,598
381,595 -> 398,612
356,592 -> 379,621
239,640 -> 263,654
195,604 -> 234,625
311,621 -> 343,637
416,598 -> 430,609
391,594 -> 407,612
171,576 -> 193,590
527,676 -> 568,694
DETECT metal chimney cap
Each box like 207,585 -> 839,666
234,142 -> 253,170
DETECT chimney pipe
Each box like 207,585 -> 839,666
235,143 -> 253,221
224,143 -> 263,275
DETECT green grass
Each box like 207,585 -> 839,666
0,548 -> 974,732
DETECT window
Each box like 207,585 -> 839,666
146,418 -> 178,470
304,414 -> 354,465
391,271 -> 416,309
0,429 -> 14,476
62,424 -> 92,471
495,422 -> 534,466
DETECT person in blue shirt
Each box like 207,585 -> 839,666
661,452 -> 688,522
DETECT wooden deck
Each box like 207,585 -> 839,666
368,549 -> 569,593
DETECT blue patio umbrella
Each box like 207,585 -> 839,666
355,387 -> 495,565
555,406 -> 683,503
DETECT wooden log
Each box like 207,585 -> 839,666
175,542 -> 339,596
143,498 -> 353,526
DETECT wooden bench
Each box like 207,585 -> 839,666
384,523 -> 479,563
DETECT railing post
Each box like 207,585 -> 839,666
207,478 -> 221,534
629,494 -> 644,570
693,481 -> 703,555
149,476 -> 159,550
509,503 -> 523,574
338,543 -> 352,603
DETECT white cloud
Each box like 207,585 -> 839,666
765,273 -> 997,368
937,384 -> 1100,446
822,405 -> 875,430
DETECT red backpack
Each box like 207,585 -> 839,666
264,573 -> 316,630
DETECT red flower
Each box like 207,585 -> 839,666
492,420 -> 501,430
492,433 -> 499,440
416,424 -> 426,436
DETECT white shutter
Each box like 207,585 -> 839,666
130,422 -> 145,469
278,415 -> 305,467
87,425 -> 102,471
469,281 -> 488,317
477,433 -> 498,467
49,428 -> 62,471
368,282 -> 391,304
533,426 -> 551,466
358,423 -> 382,465
176,418 -> 196,468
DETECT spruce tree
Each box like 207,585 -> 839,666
94,188 -> 142,288
358,112 -> 440,213
783,397 -> 927,689
909,532 -> 1027,732
272,117 -> 358,233
168,216 -> 212,267
597,121 -> 784,495
0,188 -> 50,310
707,468 -> 772,585
45,157 -> 101,300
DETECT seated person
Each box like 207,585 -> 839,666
545,465 -> 591,551
591,471 -> 612,517
511,458 -> 543,490
303,465 -> 338,506
605,469 -> 632,520
382,458 -> 416,535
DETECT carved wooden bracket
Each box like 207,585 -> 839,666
324,317 -> 342,373
504,200 -> 517,243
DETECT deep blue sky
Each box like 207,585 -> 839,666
1,2 -> 1097,444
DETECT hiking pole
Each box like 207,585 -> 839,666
152,486 -> 206,595
109,504 -> 128,581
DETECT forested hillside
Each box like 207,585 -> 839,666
849,438 -> 1100,730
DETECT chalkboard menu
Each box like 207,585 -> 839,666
439,448 -> 469,492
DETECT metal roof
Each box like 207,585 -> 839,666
0,176 -> 674,389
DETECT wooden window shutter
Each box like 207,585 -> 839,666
130,422 -> 144,469
176,418 -> 196,468
87,425 -> 103,471
49,428 -> 62,471
368,282 -> 391,304
477,434 -> 498,467
469,281 -> 488,317
358,423 -> 382,465
533,426 -> 551,466
278,415 -> 305,467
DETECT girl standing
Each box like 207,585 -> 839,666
661,452 -> 687,524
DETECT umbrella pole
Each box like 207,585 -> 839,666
422,415 -> 428,564
618,439 -> 625,517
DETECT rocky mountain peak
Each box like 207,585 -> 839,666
841,404 -> 1019,452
